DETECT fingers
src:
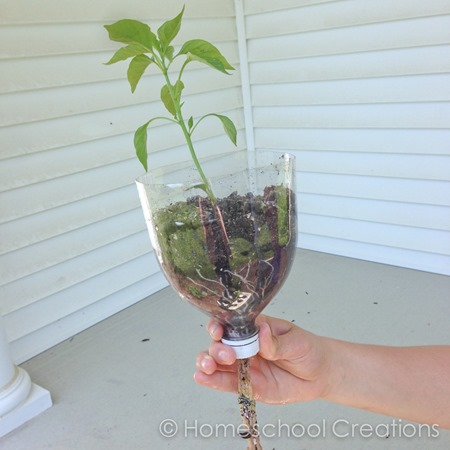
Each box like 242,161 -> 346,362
195,351 -> 217,375
194,340 -> 239,394
210,339 -> 236,363
205,314 -> 303,362
195,343 -> 237,375
206,319 -> 224,341
193,369 -> 238,393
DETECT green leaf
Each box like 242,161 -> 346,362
157,6 -> 184,50
165,45 -> 175,61
211,114 -> 237,145
127,54 -> 152,92
134,121 -> 150,171
188,116 -> 194,130
161,85 -> 174,116
104,43 -> 148,65
104,19 -> 157,51
160,80 -> 184,116
174,80 -> 184,101
185,183 -> 209,195
178,39 -> 235,74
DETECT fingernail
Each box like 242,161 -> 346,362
209,322 -> 218,338
259,322 -> 268,335
218,349 -> 230,363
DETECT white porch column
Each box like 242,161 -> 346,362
0,314 -> 52,438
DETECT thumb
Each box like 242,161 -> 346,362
258,318 -> 297,361
258,315 -> 315,364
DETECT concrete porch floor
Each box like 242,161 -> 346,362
2,249 -> 450,449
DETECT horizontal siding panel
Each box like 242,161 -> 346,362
0,160 -> 140,223
0,124 -> 245,192
4,253 -> 161,341
0,135 -> 137,191
299,214 -> 450,256
0,231 -> 154,314
7,271 -> 168,365
0,185 -> 139,255
253,103 -> 450,129
292,150 -> 450,181
0,0 -> 235,24
299,233 -> 450,276
245,0 -> 332,14
0,209 -> 146,285
298,172 -> 450,207
300,193 -> 450,231
0,19 -> 236,59
3,144 -> 249,221
144,130 -> 248,173
254,128 -> 450,155
0,53 -> 120,93
0,44 -> 240,94
0,105 -> 162,158
1,68 -> 241,126
246,0 -> 450,38
0,90 -> 243,159
250,45 -> 450,83
248,15 -> 450,61
252,74 -> 450,106
249,1 -> 450,277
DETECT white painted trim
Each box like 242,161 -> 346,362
234,0 -> 255,153
0,315 -> 52,437
0,383 -> 52,438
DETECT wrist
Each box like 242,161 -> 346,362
318,337 -> 350,403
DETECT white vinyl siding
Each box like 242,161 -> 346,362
244,0 -> 450,275
1,0 -> 449,365
0,0 -> 243,363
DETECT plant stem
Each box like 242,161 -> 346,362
161,68 -> 217,205
238,359 -> 263,449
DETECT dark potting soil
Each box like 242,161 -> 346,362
152,186 -> 296,337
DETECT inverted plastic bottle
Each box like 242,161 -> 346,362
136,150 -> 297,358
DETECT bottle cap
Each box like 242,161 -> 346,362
221,332 -> 259,359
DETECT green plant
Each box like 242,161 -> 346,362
104,6 -> 237,204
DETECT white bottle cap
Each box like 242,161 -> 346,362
221,333 -> 259,359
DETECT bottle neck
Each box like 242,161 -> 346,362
221,330 -> 259,359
